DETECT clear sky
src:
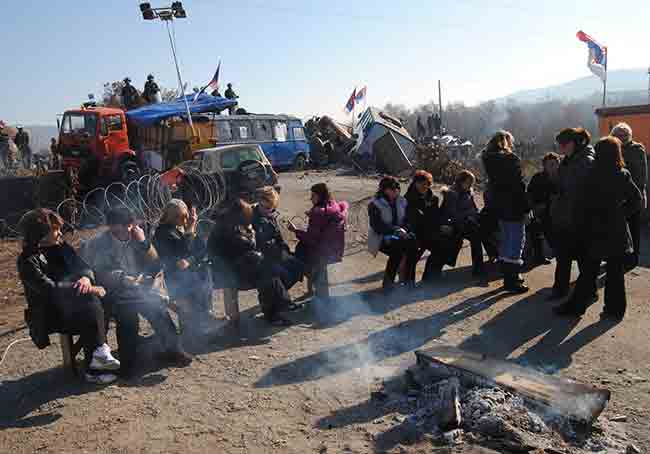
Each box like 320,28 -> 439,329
1,0 -> 648,126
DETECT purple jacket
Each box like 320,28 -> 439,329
295,200 -> 349,264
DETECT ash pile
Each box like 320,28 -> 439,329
370,347 -> 633,453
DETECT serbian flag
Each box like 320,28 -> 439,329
355,86 -> 367,103
577,31 -> 607,82
194,61 -> 221,102
344,88 -> 356,113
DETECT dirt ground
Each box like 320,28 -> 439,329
1,170 -> 649,454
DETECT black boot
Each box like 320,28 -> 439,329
533,238 -> 551,265
502,262 -> 529,294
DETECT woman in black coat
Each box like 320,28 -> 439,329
554,137 -> 642,319
405,170 -> 443,283
208,199 -> 293,326
154,199 -> 211,330
17,209 -> 120,384
481,130 -> 530,293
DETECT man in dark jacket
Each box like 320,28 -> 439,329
80,208 -> 192,376
550,129 -> 595,299
143,74 -> 160,104
225,83 -> 239,115
527,152 -> 560,265
14,126 -> 31,168
121,78 -> 139,110
611,123 -> 647,269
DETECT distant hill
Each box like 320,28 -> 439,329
501,68 -> 649,104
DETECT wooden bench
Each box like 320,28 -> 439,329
59,333 -> 83,376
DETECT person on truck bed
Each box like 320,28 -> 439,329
121,77 -> 139,110
610,122 -> 647,271
80,208 -> 192,378
17,209 -> 120,384
143,74 -> 160,104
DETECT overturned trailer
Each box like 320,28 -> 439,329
351,107 -> 417,175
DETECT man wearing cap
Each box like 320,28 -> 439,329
224,83 -> 239,115
120,78 -> 139,110
14,126 -> 31,169
80,208 -> 192,377
611,123 -> 647,269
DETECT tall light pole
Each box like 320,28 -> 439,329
139,2 -> 194,135
647,65 -> 650,105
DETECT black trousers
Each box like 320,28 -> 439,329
572,256 -> 626,316
379,237 -> 419,288
461,227 -> 484,271
105,287 -> 180,374
627,211 -> 641,265
53,289 -> 107,366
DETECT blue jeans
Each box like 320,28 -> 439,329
499,221 -> 525,264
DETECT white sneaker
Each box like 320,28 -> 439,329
85,372 -> 117,385
89,344 -> 121,371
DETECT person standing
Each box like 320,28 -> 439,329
121,78 -> 139,110
143,74 -> 161,104
225,83 -> 239,115
367,176 -> 418,293
14,126 -> 31,169
554,137 -> 642,319
527,153 -> 561,265
549,128 -> 596,300
481,130 -> 530,293
611,123 -> 647,270
290,183 -> 349,300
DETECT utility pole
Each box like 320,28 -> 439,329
647,65 -> 650,104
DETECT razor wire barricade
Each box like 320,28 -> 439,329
50,163 -> 228,241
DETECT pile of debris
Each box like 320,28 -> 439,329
415,144 -> 481,185
370,347 -> 631,453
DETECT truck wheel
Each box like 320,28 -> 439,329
120,160 -> 141,184
293,154 -> 307,171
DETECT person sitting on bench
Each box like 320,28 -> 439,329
252,187 -> 304,296
80,208 -> 192,378
17,209 -> 120,384
208,199 -> 293,326
154,199 -> 211,333
289,183 -> 348,300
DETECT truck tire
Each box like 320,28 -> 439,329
293,154 -> 307,171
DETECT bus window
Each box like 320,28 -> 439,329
292,127 -> 305,141
216,120 -> 232,142
232,120 -> 252,141
254,120 -> 273,141
273,121 -> 287,142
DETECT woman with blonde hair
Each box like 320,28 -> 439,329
481,130 -> 530,293
154,199 -> 211,330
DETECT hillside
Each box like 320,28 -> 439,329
501,68 -> 649,104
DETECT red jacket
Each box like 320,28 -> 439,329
295,200 -> 349,264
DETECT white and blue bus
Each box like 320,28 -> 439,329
209,114 -> 311,170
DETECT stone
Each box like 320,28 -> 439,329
626,444 -> 641,454
610,415 -> 628,422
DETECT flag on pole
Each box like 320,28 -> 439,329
576,31 -> 607,82
193,61 -> 221,102
344,88 -> 357,114
355,86 -> 367,103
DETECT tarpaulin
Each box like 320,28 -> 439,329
125,94 -> 237,127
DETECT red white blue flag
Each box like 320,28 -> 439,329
194,61 -> 221,102
344,88 -> 357,114
576,31 -> 607,82
355,86 -> 367,103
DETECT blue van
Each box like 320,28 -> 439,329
210,114 -> 311,170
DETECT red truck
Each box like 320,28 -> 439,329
58,106 -> 141,191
